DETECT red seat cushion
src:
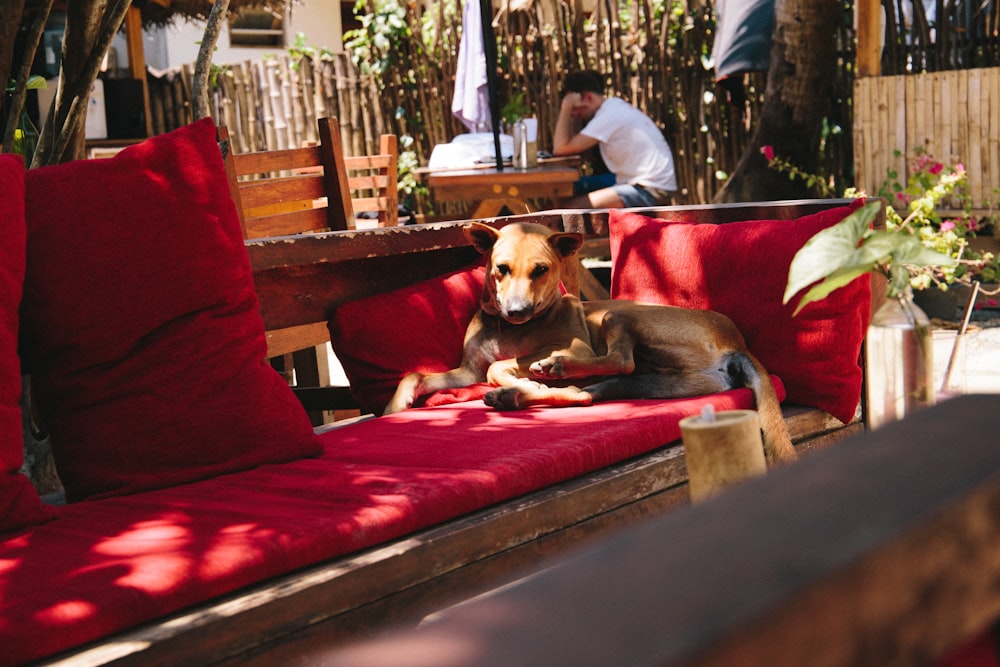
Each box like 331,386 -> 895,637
0,386 -> 781,665
19,119 -> 320,502
0,154 -> 54,534
608,200 -> 871,424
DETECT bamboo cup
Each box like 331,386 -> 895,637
680,407 -> 767,503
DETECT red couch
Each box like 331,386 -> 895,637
0,120 -> 872,665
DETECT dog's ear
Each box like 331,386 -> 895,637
465,222 -> 499,255
549,232 -> 584,258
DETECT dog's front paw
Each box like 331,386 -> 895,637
530,355 -> 568,379
484,387 -> 526,411
383,373 -> 422,415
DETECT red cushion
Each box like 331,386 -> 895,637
0,154 -> 54,534
608,200 -> 870,424
0,387 -> 781,664
19,119 -> 320,502
328,262 -> 486,415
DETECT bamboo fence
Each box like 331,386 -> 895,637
149,0 -> 809,211
146,52 -> 384,161
853,66 -> 1000,212
855,1 -> 1000,214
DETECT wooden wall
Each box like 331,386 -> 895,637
853,66 -> 1000,212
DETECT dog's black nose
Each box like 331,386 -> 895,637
504,305 -> 534,324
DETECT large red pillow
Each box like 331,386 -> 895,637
0,154 -> 54,532
328,263 -> 486,415
609,200 -> 870,424
20,119 -> 320,502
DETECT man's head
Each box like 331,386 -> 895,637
560,70 -> 606,121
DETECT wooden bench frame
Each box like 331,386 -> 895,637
40,199 -> 881,666
318,394 -> 1000,667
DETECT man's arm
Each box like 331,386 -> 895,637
552,93 -> 599,156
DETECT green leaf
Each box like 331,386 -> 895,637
793,265 -> 874,315
891,234 -> 958,268
783,201 -> 881,304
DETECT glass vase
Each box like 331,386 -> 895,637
865,288 -> 934,429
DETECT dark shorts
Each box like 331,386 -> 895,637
613,183 -> 674,207
574,174 -> 673,207
573,172 -> 616,196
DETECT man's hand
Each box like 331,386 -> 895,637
561,92 -> 582,109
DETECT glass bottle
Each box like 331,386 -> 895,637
15,108 -> 39,165
865,288 -> 934,430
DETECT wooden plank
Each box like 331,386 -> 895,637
855,0 -> 882,77
982,67 -> 1000,209
233,146 -> 323,175
319,395 -> 1000,667
123,7 -> 152,138
266,322 -> 332,357
239,175 -> 327,209
968,70 -> 983,202
893,75 -> 907,192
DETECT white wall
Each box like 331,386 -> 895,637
153,3 -> 345,70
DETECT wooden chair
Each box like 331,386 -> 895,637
219,117 -> 399,422
342,131 -> 399,227
222,117 -> 399,238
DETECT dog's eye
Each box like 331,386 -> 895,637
531,264 -> 549,279
496,263 -> 511,277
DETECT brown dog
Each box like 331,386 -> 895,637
384,222 -> 796,465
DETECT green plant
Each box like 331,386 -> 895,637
764,144 -> 999,295
760,144 -> 836,198
784,200 -> 956,314
500,91 -> 531,127
875,148 -> 998,289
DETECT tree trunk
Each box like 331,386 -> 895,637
713,0 -> 840,203
192,0 -> 230,120
0,0 -> 28,114
34,0 -> 132,166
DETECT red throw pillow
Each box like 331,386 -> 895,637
20,119 -> 320,502
328,263 -> 486,415
609,200 -> 870,424
0,154 -> 54,533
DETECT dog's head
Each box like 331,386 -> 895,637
465,222 -> 583,324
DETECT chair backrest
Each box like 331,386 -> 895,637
343,131 -> 399,227
220,117 -> 399,239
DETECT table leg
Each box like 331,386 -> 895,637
470,198 -> 533,219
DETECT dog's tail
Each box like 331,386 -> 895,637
726,351 -> 797,465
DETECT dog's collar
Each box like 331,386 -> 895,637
482,309 -> 552,333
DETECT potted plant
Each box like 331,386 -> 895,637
875,149 -> 999,318
784,199 -> 956,429
765,144 -> 999,317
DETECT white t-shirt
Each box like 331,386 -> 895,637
580,97 -> 678,192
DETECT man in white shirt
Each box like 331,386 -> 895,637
552,70 -> 677,208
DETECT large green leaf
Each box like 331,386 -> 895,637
783,201 -> 882,304
793,265 -> 874,315
891,233 -> 958,267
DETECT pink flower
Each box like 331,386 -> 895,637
760,145 -> 774,161
940,220 -> 956,232
928,161 -> 944,175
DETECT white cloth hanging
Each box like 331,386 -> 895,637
452,0 -> 491,132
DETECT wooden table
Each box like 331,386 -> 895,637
422,161 -> 580,218
419,158 -> 611,299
